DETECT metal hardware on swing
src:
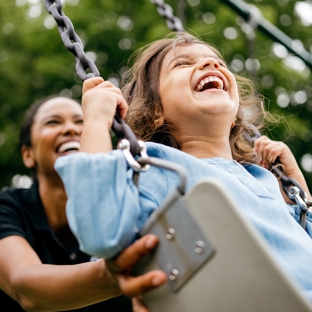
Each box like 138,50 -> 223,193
117,139 -> 150,173
44,0 -> 312,228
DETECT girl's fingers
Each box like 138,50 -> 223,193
254,136 -> 287,167
82,77 -> 105,94
82,79 -> 128,119
118,97 -> 128,119
261,142 -> 277,165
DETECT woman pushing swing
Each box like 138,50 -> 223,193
55,33 -> 312,304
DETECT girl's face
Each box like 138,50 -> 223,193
159,43 -> 239,139
22,98 -> 83,176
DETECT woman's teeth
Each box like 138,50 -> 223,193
57,141 -> 80,153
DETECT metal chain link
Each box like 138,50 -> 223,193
44,0 -> 100,81
44,0 -> 311,220
44,0 -> 140,156
243,122 -> 310,222
150,0 -> 184,32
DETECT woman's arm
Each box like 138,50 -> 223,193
254,135 -> 311,203
0,235 -> 120,312
0,234 -> 166,312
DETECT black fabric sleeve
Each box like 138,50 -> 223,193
0,190 -> 26,240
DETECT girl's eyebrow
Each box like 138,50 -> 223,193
167,53 -> 224,67
167,53 -> 193,67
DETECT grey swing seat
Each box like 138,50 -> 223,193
133,178 -> 312,312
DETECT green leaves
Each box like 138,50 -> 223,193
0,0 -> 311,188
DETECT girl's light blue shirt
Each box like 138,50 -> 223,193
55,142 -> 312,302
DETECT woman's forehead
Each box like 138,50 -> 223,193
35,98 -> 82,120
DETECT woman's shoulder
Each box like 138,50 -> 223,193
0,181 -> 40,213
0,185 -> 27,208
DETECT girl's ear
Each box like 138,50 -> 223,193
154,105 -> 165,128
155,113 -> 165,128
21,145 -> 35,169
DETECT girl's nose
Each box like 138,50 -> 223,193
198,57 -> 220,70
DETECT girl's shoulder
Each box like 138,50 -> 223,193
146,142 -> 196,162
146,142 -> 179,156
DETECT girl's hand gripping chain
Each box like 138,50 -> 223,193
80,77 -> 129,153
254,135 -> 311,203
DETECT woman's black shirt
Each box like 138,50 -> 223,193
0,180 -> 132,311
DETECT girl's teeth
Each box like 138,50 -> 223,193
196,76 -> 224,91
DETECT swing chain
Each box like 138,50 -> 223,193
44,0 -> 311,224
44,0 -> 141,156
244,123 -> 311,227
150,0 -> 184,32
44,0 -> 100,81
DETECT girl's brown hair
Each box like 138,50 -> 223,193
122,32 -> 267,164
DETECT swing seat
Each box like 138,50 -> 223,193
133,178 -> 312,312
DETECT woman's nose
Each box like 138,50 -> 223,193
62,121 -> 82,136
198,57 -> 220,70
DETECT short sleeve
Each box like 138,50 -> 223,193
0,191 -> 26,240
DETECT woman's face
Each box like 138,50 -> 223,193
22,97 -> 83,176
159,43 -> 239,139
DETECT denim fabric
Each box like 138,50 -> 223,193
55,142 -> 312,302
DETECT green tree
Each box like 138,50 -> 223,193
0,0 -> 311,190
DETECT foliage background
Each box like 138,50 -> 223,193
0,0 -> 312,189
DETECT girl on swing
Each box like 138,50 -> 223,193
55,33 -> 312,303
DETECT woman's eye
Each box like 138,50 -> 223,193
46,120 -> 59,125
76,119 -> 83,124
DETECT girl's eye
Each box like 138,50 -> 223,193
174,61 -> 189,68
218,61 -> 227,68
76,119 -> 83,124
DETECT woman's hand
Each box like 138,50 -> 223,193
132,296 -> 150,312
80,77 -> 129,153
254,135 -> 311,201
106,234 -> 167,311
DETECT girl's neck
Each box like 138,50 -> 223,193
178,135 -> 233,160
